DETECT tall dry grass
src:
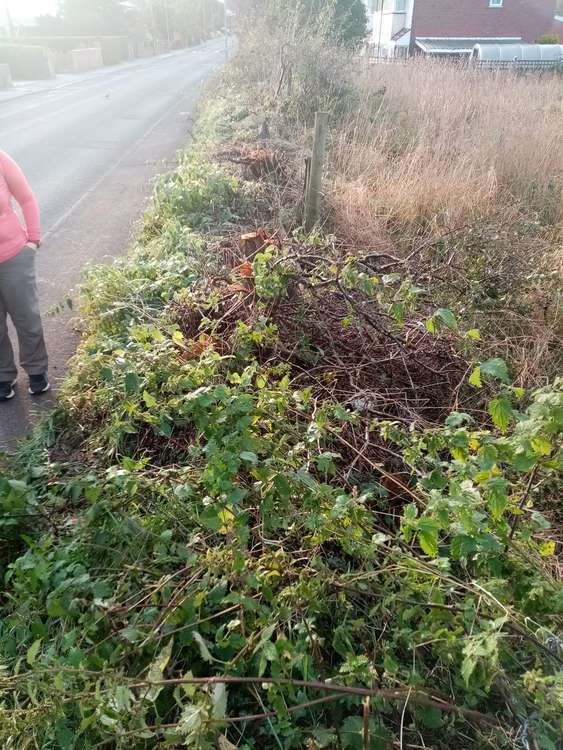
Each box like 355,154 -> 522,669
324,61 -> 562,384
330,60 -> 563,245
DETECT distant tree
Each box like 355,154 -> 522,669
57,0 -> 129,35
238,0 -> 368,45
146,0 -> 223,44
332,0 -> 368,44
536,34 -> 560,44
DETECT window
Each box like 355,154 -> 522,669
489,0 -> 503,7
396,0 -> 407,10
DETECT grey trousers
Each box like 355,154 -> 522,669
0,246 -> 48,382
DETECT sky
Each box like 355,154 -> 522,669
4,0 -> 58,23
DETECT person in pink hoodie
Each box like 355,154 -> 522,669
0,151 -> 49,401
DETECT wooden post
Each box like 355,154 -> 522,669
304,111 -> 329,232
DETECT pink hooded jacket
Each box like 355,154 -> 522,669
0,151 -> 41,263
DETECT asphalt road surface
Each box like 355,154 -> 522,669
0,41 -> 225,449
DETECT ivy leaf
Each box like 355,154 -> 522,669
435,308 -> 458,330
240,451 -> 258,465
488,397 -> 513,433
100,366 -> 114,382
469,367 -> 482,388
143,390 -> 157,408
159,417 -> 173,438
480,357 -> 510,384
26,638 -> 42,666
124,372 -> 140,395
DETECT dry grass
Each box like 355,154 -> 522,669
329,59 -> 563,245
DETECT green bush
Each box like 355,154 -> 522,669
0,45 -> 52,80
536,34 -> 560,44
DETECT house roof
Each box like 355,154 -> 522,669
416,36 -> 522,55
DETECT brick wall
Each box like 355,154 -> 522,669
412,0 -> 558,43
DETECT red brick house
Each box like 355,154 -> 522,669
365,0 -> 562,56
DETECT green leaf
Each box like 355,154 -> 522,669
445,412 -> 472,428
425,318 -> 438,334
486,478 -> 509,521
26,638 -> 42,666
311,728 -> 337,748
418,523 -> 439,557
100,366 -> 114,382
143,390 -> 157,408
239,451 -> 258,465
124,372 -> 140,395
192,632 -> 213,663
55,720 -> 74,749
212,683 -> 228,719
47,598 -> 66,617
465,328 -> 481,340
461,653 -> 477,686
451,534 -> 477,560
145,639 -> 174,703
531,436 -> 552,457
419,706 -> 443,729
159,417 -> 173,438
488,397 -> 513,433
435,308 -> 458,330
469,367 -> 482,388
480,357 -> 510,384
539,540 -> 556,557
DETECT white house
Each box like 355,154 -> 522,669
363,0 -> 414,56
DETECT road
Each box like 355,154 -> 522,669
0,41 -> 225,449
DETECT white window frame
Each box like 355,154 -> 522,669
489,0 -> 503,7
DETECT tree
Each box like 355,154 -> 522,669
57,0 -> 129,35
332,0 -> 368,44
238,0 -> 368,46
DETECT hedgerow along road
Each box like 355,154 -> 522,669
0,40 -> 226,447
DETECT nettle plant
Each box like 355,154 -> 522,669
395,374 -> 562,569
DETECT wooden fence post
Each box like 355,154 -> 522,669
304,111 -> 329,232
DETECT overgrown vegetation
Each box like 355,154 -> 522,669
1,3 -> 561,749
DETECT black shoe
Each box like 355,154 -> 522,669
29,373 -> 50,395
0,379 -> 16,401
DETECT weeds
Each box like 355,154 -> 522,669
0,6 -> 562,749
